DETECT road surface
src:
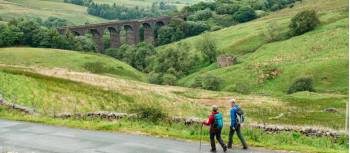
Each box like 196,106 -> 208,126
0,120 -> 289,153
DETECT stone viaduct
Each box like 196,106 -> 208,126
58,15 -> 186,52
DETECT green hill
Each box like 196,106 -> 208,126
156,0 -> 348,95
0,0 -> 106,24
0,47 -> 145,81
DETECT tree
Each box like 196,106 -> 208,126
189,8 -> 213,21
288,77 -> 315,94
0,25 -> 23,46
9,18 -> 41,45
216,4 -> 240,15
156,26 -> 174,45
289,10 -> 320,36
44,17 -> 68,28
196,33 -> 217,63
38,28 -> 67,49
183,21 -> 210,37
233,6 -> 257,23
150,43 -> 195,77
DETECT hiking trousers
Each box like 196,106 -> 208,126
228,124 -> 248,148
209,128 -> 226,150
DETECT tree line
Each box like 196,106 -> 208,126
0,18 -> 95,51
64,0 -> 177,20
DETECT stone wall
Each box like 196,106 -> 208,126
217,55 -> 236,67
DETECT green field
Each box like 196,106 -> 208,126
0,0 -> 106,24
0,0 -> 204,24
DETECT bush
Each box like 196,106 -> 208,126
216,4 -> 240,15
131,105 -> 168,123
233,6 -> 257,23
289,10 -> 320,36
227,82 -> 251,94
162,73 -> 177,85
192,74 -> 221,91
287,77 -> 315,94
191,8 -> 213,21
201,74 -> 221,90
148,72 -> 162,84
83,61 -> 107,74
196,33 -> 217,63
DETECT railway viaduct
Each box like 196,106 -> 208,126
58,15 -> 186,52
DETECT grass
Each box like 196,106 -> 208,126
154,0 -> 348,96
0,47 -> 145,81
0,107 -> 348,153
0,0 -> 106,24
0,66 -> 210,117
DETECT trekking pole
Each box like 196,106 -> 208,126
199,124 -> 203,151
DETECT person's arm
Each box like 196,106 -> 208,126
230,108 -> 236,128
202,115 -> 214,126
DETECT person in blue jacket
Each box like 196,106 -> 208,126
227,98 -> 248,149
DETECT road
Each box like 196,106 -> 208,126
0,120 -> 288,153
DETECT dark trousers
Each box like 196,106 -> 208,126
228,124 -> 248,148
209,128 -> 226,150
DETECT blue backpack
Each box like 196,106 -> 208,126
212,113 -> 223,129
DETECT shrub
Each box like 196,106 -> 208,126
201,74 -> 221,90
192,8 -> 213,21
191,74 -> 221,90
148,72 -> 162,84
233,6 -> 257,23
287,77 -> 315,94
196,33 -> 217,63
162,73 -> 177,85
131,105 -> 168,123
216,4 -> 240,15
289,10 -> 320,36
83,61 -> 107,74
227,82 -> 251,94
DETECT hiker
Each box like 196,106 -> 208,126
202,105 -> 227,152
227,98 -> 248,149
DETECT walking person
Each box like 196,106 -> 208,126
202,105 -> 227,152
227,98 -> 248,150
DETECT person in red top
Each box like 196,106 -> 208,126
202,105 -> 227,152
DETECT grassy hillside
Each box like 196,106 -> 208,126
0,47 -> 145,81
156,0 -> 348,95
0,0 -> 106,24
93,0 -> 205,9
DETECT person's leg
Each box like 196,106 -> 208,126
227,127 -> 235,148
215,128 -> 227,151
209,129 -> 216,151
236,124 -> 248,149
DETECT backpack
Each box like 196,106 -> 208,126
212,113 -> 223,129
236,107 -> 245,124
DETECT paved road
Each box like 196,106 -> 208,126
0,120 -> 288,153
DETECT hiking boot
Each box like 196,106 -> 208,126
243,146 -> 248,150
227,145 -> 232,149
210,149 -> 217,152
223,145 -> 227,152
